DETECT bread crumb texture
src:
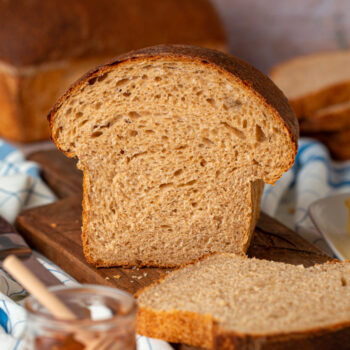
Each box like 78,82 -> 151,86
51,46 -> 296,267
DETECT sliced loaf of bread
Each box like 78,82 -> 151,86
49,45 -> 298,267
136,253 -> 350,349
270,50 -> 350,118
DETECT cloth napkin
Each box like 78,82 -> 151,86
0,137 -> 349,349
261,138 -> 350,255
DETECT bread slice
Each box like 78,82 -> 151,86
301,101 -> 350,132
49,45 -> 298,267
270,50 -> 350,118
136,253 -> 350,349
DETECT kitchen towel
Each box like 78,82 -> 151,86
261,138 -> 350,255
0,137 -> 350,349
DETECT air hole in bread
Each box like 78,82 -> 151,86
243,120 -> 248,128
141,74 -> 148,80
202,137 -> 214,146
88,76 -> 97,85
216,170 -> 220,178
155,94 -> 161,99
128,111 -> 141,119
175,145 -> 187,150
200,159 -> 207,167
66,108 -> 72,115
220,122 -> 245,139
130,151 -> 147,161
256,125 -> 267,142
116,78 -> 129,87
341,277 -> 347,286
174,169 -> 183,176
91,131 -> 103,138
145,129 -> 155,134
159,182 -> 173,189
213,216 -> 223,228
123,91 -> 131,97
95,102 -> 102,110
155,76 -> 162,82
178,179 -> 196,187
129,130 -> 138,137
54,126 -> 63,140
206,98 -> 216,107
162,135 -> 168,141
191,202 -> 198,207
97,72 -> 109,82
76,112 -> 83,118
253,158 -> 260,166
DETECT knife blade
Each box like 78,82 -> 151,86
0,216 -> 61,287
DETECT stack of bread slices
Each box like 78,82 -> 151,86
271,50 -> 350,160
49,45 -> 350,349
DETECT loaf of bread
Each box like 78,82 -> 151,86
136,253 -> 350,350
305,129 -> 350,161
0,0 -> 226,142
301,101 -> 350,132
270,50 -> 350,118
49,45 -> 298,267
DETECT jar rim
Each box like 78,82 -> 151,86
25,284 -> 137,328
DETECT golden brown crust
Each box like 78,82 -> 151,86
137,307 -> 215,349
49,44 -> 299,176
215,322 -> 350,350
0,0 -> 225,68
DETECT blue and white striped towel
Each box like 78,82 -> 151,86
0,137 -> 350,349
261,138 -> 350,255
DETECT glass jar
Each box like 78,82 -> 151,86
24,285 -> 137,350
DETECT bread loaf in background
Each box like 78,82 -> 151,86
0,0 -> 226,142
271,50 -> 350,160
136,253 -> 350,350
49,45 -> 298,268
270,50 -> 350,119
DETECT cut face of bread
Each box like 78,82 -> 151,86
50,45 -> 298,267
136,254 -> 350,349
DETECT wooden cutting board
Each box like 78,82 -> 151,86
15,150 -> 331,349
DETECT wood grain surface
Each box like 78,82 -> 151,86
16,150 -> 332,349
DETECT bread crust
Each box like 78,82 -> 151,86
49,44 -> 299,184
137,307 -> 215,349
0,0 -> 225,68
215,321 -> 350,350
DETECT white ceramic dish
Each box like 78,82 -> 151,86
309,193 -> 350,260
